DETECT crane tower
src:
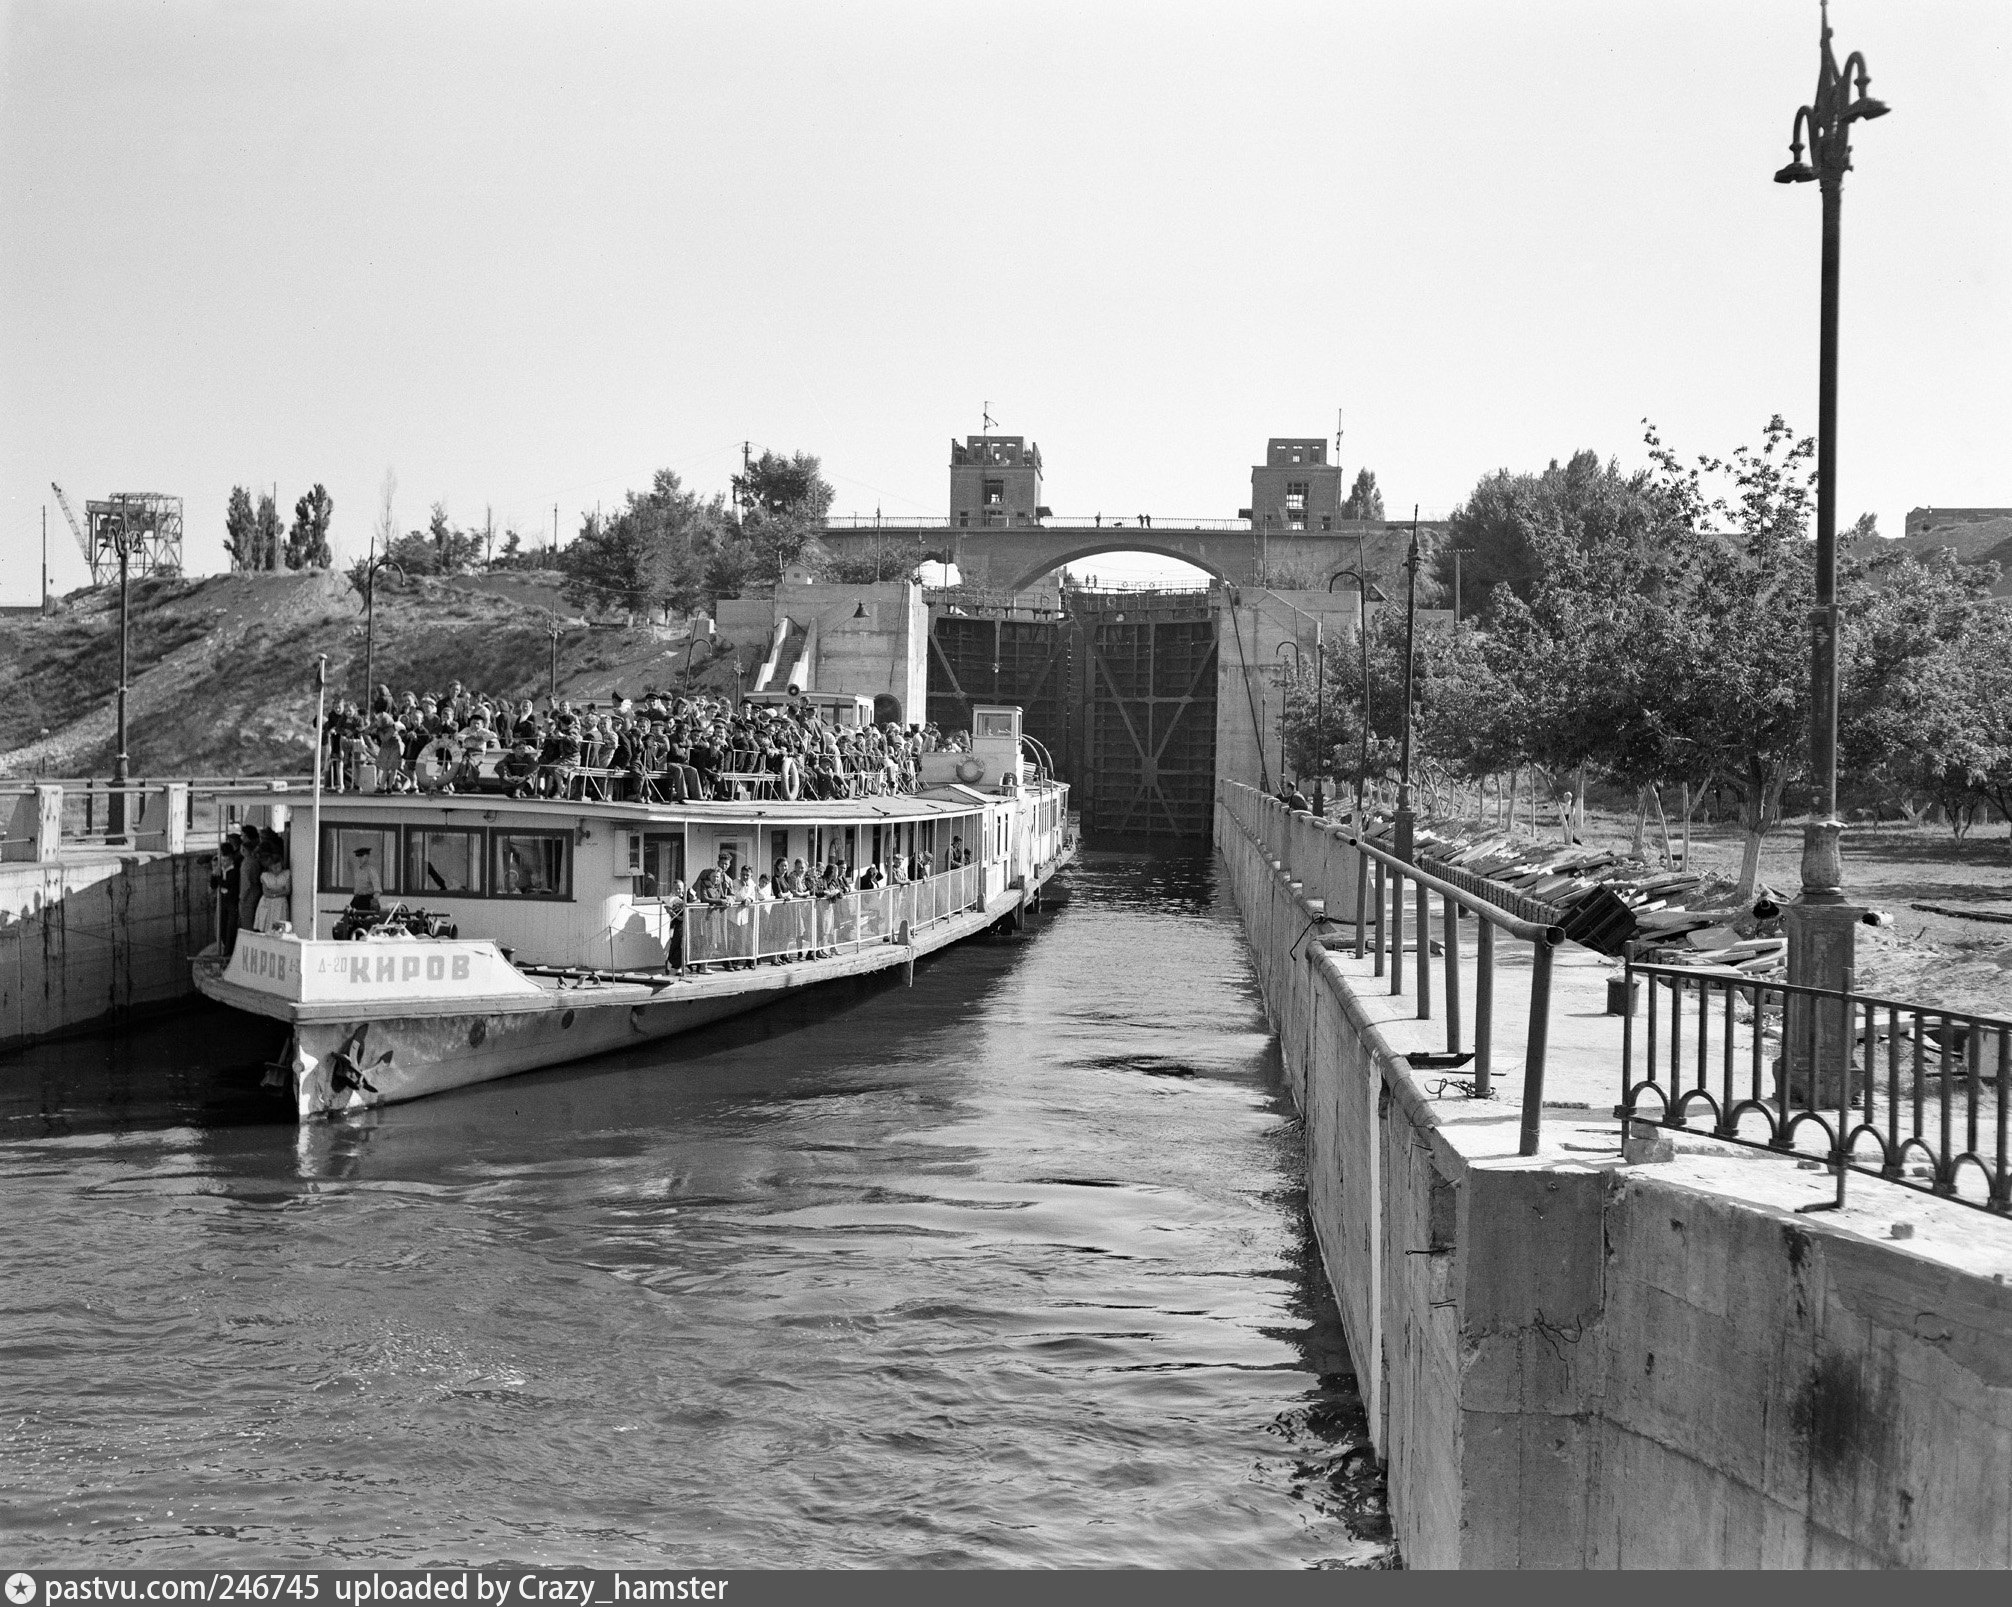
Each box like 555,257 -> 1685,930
50,485 -> 183,586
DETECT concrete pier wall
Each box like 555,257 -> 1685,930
0,850 -> 217,1053
1217,782 -> 2012,1569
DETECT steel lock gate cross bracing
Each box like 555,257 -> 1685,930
927,593 -> 1217,844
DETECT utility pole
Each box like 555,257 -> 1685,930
552,504 -> 559,558
41,507 -> 48,612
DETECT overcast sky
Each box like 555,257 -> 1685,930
2,0 -> 2005,601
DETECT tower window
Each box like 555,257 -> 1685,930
984,479 -> 1004,506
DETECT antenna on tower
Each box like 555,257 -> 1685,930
1335,407 -> 1344,470
982,401 -> 995,436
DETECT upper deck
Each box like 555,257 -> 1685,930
281,777 -> 1071,969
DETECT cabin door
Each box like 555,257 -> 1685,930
639,833 -> 684,898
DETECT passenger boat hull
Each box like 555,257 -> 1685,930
194,858 -> 1069,1118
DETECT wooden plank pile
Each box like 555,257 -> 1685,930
1352,814 -> 1787,976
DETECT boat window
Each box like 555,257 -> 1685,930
407,828 -> 485,896
492,831 -> 572,899
319,825 -> 400,894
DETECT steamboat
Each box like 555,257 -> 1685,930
193,703 -> 1073,1119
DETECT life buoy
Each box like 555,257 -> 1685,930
955,757 -> 985,785
780,757 -> 802,800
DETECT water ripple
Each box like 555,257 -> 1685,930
0,851 -> 1394,1568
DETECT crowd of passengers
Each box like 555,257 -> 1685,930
658,838 -> 978,970
315,682 -> 971,803
208,822 -> 295,953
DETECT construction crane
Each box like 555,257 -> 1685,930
50,482 -> 94,580
48,482 -> 183,587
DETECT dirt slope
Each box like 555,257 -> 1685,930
0,572 -> 748,778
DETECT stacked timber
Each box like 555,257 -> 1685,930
1348,813 -> 1787,976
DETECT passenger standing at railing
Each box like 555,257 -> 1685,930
256,846 -> 293,934
730,866 -> 758,969
212,838 -> 242,956
662,879 -> 686,971
237,826 -> 264,937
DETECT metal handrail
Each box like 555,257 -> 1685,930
1620,953 -> 2011,1215
682,866 -> 984,968
1225,783 -> 1563,1156
1344,827 -> 1566,949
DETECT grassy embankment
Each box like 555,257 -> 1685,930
0,570 -> 747,780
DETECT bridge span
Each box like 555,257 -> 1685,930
819,515 -> 1441,595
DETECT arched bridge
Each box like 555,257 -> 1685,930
819,518 -> 1441,593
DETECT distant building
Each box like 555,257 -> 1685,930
950,436 -> 1046,528
1905,506 -> 2012,538
1243,438 -> 1344,532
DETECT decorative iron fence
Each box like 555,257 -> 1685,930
681,865 -> 985,969
1619,955 -> 2011,1215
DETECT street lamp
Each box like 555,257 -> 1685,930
1329,567 -> 1386,831
1274,641 -> 1302,798
109,518 -> 135,840
1775,0 -> 1887,904
1394,509 -> 1423,864
1774,3 -> 1887,992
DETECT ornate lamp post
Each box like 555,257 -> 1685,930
1329,567 -> 1386,830
109,519 -> 135,841
1393,511 -> 1422,864
1773,3 -> 1887,1006
1274,641 -> 1303,798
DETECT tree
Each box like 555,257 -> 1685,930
253,491 -> 284,572
560,469 -> 731,616
715,449 -> 836,594
374,469 -> 398,560
224,486 -> 259,571
385,503 -> 484,576
823,540 -> 929,584
1435,449 -> 1646,620
1841,535 -> 2012,833
1341,468 -> 1385,520
285,484 -> 334,569
1635,415 -> 1820,897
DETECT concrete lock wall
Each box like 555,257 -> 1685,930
1216,782 -> 2012,1570
0,850 -> 217,1053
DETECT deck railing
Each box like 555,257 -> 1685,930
1620,956 -> 2012,1215
0,776 -> 310,863
681,865 -> 985,969
1221,783 -> 1565,1155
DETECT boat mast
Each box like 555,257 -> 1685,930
307,655 -> 327,939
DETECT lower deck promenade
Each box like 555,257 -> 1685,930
1219,781 -> 2012,1569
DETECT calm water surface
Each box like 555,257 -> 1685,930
1,853 -> 1391,1568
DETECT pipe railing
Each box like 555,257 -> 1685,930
682,865 -> 984,969
1621,954 -> 2012,1215
1,776 -> 309,863
1222,782 -> 1565,1156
